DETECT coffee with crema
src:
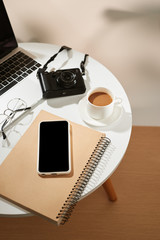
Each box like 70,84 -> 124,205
88,91 -> 112,106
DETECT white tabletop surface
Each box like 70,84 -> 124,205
0,42 -> 132,216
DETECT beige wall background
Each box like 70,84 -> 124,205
4,0 -> 160,126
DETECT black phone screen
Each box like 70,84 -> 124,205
38,121 -> 70,173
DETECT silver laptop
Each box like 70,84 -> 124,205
0,0 -> 42,112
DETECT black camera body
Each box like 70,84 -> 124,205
37,68 -> 86,99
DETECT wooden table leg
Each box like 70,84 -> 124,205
102,178 -> 117,201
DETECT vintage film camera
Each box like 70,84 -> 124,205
37,46 -> 88,99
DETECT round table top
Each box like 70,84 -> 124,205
0,42 -> 132,216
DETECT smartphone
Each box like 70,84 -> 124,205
37,120 -> 71,175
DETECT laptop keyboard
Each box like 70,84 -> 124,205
0,51 -> 41,96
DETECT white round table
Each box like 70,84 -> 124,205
0,43 -> 132,216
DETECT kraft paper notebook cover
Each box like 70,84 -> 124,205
0,110 -> 110,225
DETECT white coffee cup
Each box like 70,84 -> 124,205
87,87 -> 121,120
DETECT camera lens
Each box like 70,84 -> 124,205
58,71 -> 76,88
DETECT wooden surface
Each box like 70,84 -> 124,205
0,126 -> 160,240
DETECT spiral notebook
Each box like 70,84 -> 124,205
0,110 -> 110,225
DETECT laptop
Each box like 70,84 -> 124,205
0,0 -> 43,113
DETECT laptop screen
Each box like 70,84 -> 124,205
0,0 -> 17,60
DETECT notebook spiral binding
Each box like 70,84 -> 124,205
56,136 -> 111,225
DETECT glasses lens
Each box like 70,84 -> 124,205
7,98 -> 27,111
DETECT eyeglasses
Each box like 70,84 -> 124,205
0,98 -> 31,140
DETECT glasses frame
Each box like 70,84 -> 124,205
0,98 -> 31,140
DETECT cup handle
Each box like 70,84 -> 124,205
115,97 -> 122,105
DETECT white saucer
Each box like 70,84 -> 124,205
78,97 -> 123,127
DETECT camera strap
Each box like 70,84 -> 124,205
40,45 -> 89,76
